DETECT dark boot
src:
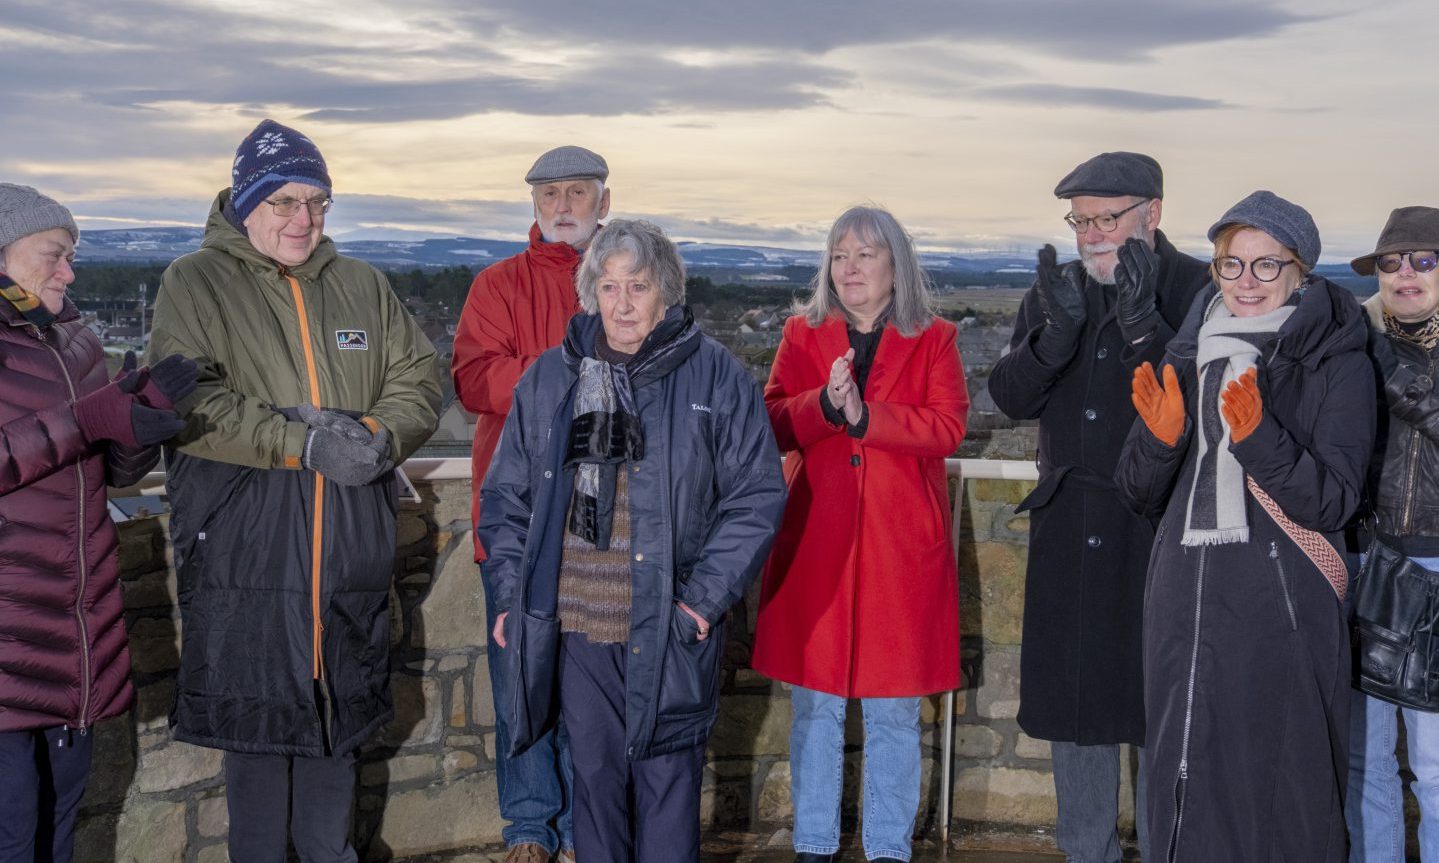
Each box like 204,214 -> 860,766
793,854 -> 835,863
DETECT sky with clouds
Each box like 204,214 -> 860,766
3,0 -> 1433,260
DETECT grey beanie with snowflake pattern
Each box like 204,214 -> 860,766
229,119 -> 332,224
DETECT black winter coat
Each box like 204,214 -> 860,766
988,231 -> 1208,745
0,299 -> 157,732
1115,279 -> 1374,862
479,312 -> 786,761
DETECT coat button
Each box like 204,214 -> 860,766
1084,409 -> 1097,421
631,646 -> 641,655
1087,535 -> 1102,548
634,553 -> 644,562
851,455 -> 861,467
1096,348 -> 1109,359
543,470 -> 553,479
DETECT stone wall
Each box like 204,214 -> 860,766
76,473 -> 1103,861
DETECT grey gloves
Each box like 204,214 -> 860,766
298,404 -> 393,486
1116,238 -> 1162,343
1033,244 -> 1087,363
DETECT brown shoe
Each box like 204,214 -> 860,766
556,849 -> 577,863
503,843 -> 549,863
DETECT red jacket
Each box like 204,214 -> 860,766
452,223 -> 583,560
752,314 -> 968,697
0,299 -> 153,732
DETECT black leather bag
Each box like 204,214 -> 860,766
1353,538 -> 1439,711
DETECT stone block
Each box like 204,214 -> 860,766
1003,512 -> 1031,536
698,778 -> 749,830
198,795 -> 228,838
444,749 -> 478,777
381,675 -> 444,747
126,616 -> 181,675
959,542 -> 1027,645
707,695 -> 791,757
374,772 -> 502,854
121,568 -> 177,611
81,716 -> 136,808
437,654 -> 469,672
113,798 -> 187,863
429,480 -> 476,528
411,533 -> 487,651
473,657 -> 496,727
396,513 -> 430,550
969,478 -> 1033,505
952,766 -> 1055,826
73,814 -> 118,863
708,759 -> 758,778
757,761 -> 793,822
135,679 -> 174,730
1014,733 -> 1051,760
117,522 -> 164,573
450,677 -> 467,727
197,844 -> 229,863
137,739 -> 224,793
975,650 -> 1022,720
362,754 -> 439,787
950,725 -> 1004,760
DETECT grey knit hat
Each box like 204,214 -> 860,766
1207,190 -> 1321,270
0,183 -> 79,251
525,145 -> 609,185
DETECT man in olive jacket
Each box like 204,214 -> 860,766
148,120 -> 440,860
988,152 -> 1208,863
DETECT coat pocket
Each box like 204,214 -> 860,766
656,604 -> 723,718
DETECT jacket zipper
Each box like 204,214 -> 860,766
1269,542 -> 1298,630
43,328 -> 93,732
281,266 -> 331,750
1399,353 -> 1439,533
1168,544 -> 1207,862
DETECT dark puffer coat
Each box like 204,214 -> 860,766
988,230 -> 1209,745
0,298 -> 158,732
1115,279 -> 1374,862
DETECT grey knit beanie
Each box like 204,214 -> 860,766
1207,190 -> 1320,269
0,184 -> 79,252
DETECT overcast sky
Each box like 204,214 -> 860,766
3,0 -> 1433,260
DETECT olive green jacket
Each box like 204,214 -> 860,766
149,192 -> 440,467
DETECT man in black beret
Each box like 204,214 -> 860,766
989,151 -> 1210,863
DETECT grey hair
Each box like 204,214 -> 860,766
575,219 -> 686,314
795,205 -> 934,337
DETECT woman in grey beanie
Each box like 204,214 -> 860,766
0,183 -> 195,862
1115,191 -> 1374,861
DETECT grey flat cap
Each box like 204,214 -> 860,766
525,145 -> 609,185
1351,206 -> 1439,275
0,183 -> 79,250
1207,190 -> 1321,270
1054,151 -> 1163,200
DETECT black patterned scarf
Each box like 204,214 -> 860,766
0,274 -> 57,328
560,305 -> 702,549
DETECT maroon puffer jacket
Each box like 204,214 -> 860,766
0,298 -> 156,732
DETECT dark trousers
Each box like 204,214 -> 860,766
224,750 -> 359,863
0,726 -> 93,863
559,633 -> 705,863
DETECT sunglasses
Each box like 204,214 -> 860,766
1376,250 -> 1439,274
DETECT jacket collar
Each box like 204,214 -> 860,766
525,222 -> 588,271
813,313 -> 925,402
0,292 -> 80,329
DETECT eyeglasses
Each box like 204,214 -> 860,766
1213,256 -> 1298,283
1376,250 -> 1439,274
263,196 -> 332,217
1064,199 -> 1148,233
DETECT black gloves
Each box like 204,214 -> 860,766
1033,244 -> 1087,363
298,404 -> 393,486
74,380 -> 185,448
1116,238 -> 1161,343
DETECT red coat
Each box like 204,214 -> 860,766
752,314 -> 968,697
451,223 -> 583,560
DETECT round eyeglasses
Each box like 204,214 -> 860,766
1376,251 -> 1439,274
263,196 -> 332,217
1213,256 -> 1298,283
1064,199 -> 1148,233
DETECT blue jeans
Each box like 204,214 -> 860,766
1347,691 -> 1439,862
1051,741 -> 1147,863
790,686 -> 920,862
482,563 -> 574,852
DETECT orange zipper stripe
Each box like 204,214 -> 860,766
285,272 -> 327,682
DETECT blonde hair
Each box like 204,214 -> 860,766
794,205 -> 934,337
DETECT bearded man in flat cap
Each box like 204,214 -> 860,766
989,152 -> 1209,863
451,144 -> 611,863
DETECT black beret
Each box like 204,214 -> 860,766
1054,151 -> 1163,200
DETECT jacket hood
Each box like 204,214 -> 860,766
200,189 -> 338,279
1170,275 -> 1368,370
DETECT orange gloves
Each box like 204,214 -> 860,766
1220,367 -> 1263,444
1131,362 -> 1185,448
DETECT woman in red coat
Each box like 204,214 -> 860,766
752,205 -> 968,863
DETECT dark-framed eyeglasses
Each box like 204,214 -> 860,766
1063,199 -> 1148,233
1376,250 -> 1439,274
1213,255 -> 1298,283
263,196 -> 332,217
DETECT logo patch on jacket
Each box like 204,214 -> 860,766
335,330 -> 368,350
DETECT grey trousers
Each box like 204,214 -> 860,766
1051,741 -> 1148,863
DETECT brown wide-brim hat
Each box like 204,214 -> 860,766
1351,206 -> 1439,275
